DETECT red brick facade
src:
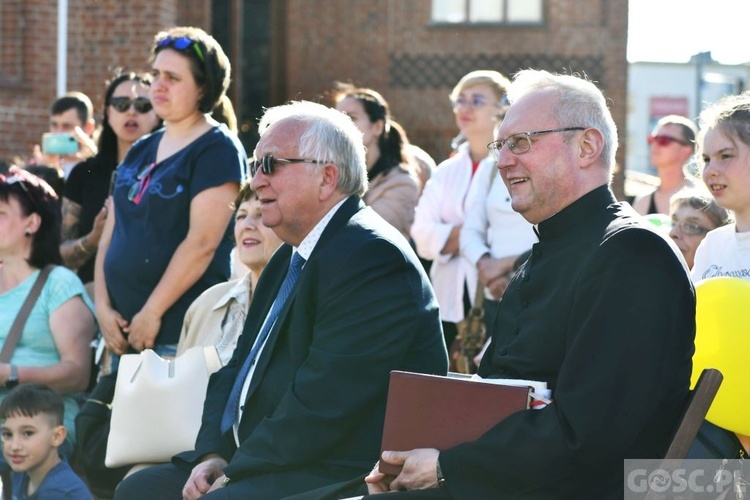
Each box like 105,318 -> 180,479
0,0 -> 628,195
0,0 -> 180,163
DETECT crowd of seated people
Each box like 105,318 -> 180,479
4,29 -> 750,499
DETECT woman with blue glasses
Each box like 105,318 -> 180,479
411,70 -> 510,350
94,26 -> 246,361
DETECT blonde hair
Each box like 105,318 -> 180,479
450,70 -> 510,102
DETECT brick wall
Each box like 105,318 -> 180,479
1,0 -> 627,196
281,0 -> 628,195
0,0 -> 199,164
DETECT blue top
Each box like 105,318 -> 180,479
104,124 -> 246,345
0,267 -> 94,442
11,460 -> 91,499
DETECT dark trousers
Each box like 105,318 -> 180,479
281,474 -> 453,500
114,463 -> 188,499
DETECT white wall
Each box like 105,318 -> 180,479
626,60 -> 750,176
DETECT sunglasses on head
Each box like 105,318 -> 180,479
0,173 -> 57,212
110,96 -> 153,114
648,135 -> 689,147
2,175 -> 41,212
249,155 -> 324,177
157,36 -> 205,62
128,163 -> 157,205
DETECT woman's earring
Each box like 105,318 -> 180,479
25,230 -> 31,237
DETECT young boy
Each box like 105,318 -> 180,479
0,384 -> 90,499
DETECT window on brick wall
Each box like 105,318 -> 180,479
431,0 -> 543,24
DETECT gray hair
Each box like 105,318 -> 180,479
507,69 -> 618,173
257,101 -> 368,197
670,189 -> 733,229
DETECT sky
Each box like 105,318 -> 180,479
627,0 -> 750,64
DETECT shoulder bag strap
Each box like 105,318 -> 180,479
0,265 -> 55,363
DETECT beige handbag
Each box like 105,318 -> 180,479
105,345 -> 223,467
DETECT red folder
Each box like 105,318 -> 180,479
379,371 -> 531,475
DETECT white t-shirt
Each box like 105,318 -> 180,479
691,224 -> 750,282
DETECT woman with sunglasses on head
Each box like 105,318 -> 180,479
62,70 -> 162,291
0,168 -> 95,447
94,26 -> 245,361
632,114 -> 698,216
333,84 -> 420,240
411,70 -> 508,348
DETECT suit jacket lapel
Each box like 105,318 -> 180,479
242,196 -> 364,400
233,244 -> 291,365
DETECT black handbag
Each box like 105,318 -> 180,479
73,372 -> 131,498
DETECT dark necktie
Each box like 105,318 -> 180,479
220,252 -> 306,433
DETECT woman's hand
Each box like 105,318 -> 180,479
96,304 -> 129,355
125,307 -> 161,352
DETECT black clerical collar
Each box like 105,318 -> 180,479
536,185 -> 616,241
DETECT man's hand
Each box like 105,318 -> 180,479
364,462 -> 395,494
182,456 -> 228,500
374,449 -> 440,492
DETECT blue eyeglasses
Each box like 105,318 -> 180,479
157,36 -> 205,62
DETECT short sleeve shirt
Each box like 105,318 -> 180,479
12,460 -> 91,499
104,124 -> 246,345
0,266 -> 94,441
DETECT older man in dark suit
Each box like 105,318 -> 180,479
115,101 -> 447,499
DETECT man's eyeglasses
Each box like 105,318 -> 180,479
156,36 -> 205,62
671,219 -> 710,236
128,163 -> 157,205
110,97 -> 153,114
648,135 -> 689,147
487,127 -> 586,160
249,155 -> 323,177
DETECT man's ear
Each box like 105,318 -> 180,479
578,128 -> 604,168
319,163 -> 340,201
52,425 -> 67,447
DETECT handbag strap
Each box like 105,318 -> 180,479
0,265 -> 54,364
472,277 -> 485,311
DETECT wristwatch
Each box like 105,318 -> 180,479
436,458 -> 446,488
4,365 -> 19,390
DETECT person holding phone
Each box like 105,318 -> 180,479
61,71 -> 162,291
94,27 -> 245,362
30,92 -> 98,180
